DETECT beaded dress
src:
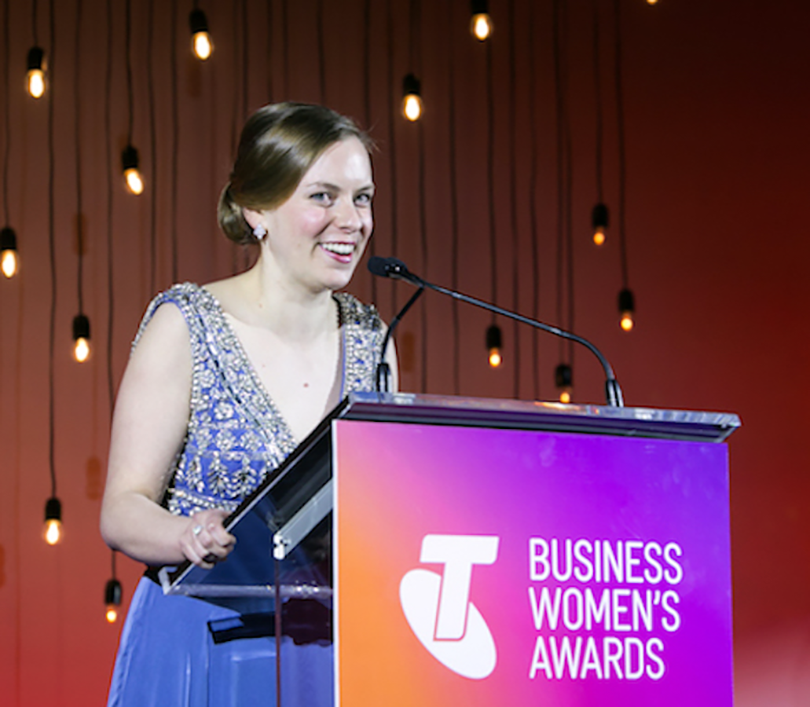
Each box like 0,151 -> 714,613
106,282 -> 384,707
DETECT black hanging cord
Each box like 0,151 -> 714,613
47,0 -> 57,498
281,0 -> 289,96
125,0 -> 134,144
32,0 -> 39,46
147,0 -> 157,293
170,0 -> 178,283
527,0 -> 540,400
593,0 -> 604,205
241,0 -> 249,121
485,41 -> 497,318
508,0 -> 520,398
75,0 -> 84,314
317,0 -> 326,103
105,0 -> 115,410
447,0 -> 460,395
267,0 -> 274,101
362,0 -> 376,305
106,0 -> 119,605
552,0 -> 565,362
3,0 -> 10,225
615,0 -> 629,288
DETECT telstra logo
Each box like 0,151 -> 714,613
399,534 -> 500,679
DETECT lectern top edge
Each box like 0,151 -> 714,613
341,392 -> 741,443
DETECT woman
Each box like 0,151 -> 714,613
101,103 -> 396,706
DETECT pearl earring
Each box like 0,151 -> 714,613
253,224 -> 267,240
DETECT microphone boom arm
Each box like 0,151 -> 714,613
395,270 -> 624,408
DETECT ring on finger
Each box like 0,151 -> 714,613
192,524 -> 204,536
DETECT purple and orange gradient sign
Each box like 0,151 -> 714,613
333,420 -> 732,707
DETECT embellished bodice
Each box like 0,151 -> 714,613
133,282 -> 384,517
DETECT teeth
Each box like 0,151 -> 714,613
321,242 -> 355,255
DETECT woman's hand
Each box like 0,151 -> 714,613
180,509 -> 236,568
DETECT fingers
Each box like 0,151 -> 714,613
181,509 -> 236,568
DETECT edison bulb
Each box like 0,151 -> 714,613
74,337 -> 90,362
106,606 -> 119,623
27,69 -> 45,98
124,168 -> 144,195
488,348 -> 502,368
559,390 -> 572,404
1,249 -> 18,278
402,94 -> 423,122
44,518 -> 62,545
620,312 -> 634,332
593,227 -> 606,246
193,32 -> 212,60
471,14 -> 493,41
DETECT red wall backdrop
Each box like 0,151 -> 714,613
0,0 -> 808,704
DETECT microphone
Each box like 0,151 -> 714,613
367,256 -> 421,284
367,257 -> 424,392
368,256 -> 624,407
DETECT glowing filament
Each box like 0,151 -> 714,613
620,312 -> 634,332
471,14 -> 493,41
106,606 -> 119,623
193,32 -> 212,60
402,94 -> 423,122
488,348 -> 502,368
1,250 -> 18,278
44,519 -> 62,546
593,227 -> 606,246
124,168 -> 144,195
74,337 -> 90,363
27,69 -> 45,98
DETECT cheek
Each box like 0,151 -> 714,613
297,209 -> 329,235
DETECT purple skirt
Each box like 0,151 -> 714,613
107,577 -> 333,707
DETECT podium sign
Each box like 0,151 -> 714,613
333,420 -> 733,706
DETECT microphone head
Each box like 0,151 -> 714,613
367,256 -> 413,280
367,255 -> 390,277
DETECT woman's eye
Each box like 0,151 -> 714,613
311,192 -> 334,204
355,193 -> 373,206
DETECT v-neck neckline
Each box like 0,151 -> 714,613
197,283 -> 346,446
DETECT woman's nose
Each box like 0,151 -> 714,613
334,198 -> 363,230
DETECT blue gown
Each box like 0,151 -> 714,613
107,283 -> 384,707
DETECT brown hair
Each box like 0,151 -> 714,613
217,102 -> 373,245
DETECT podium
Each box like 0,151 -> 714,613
158,392 -> 740,706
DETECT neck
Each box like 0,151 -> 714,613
237,257 -> 338,342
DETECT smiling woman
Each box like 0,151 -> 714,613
100,103 -> 397,707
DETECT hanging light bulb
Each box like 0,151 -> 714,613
401,74 -> 423,122
555,363 -> 573,404
190,9 -> 213,60
618,288 -> 635,332
104,578 -> 123,623
486,324 -> 502,368
1,227 -> 19,278
43,497 -> 62,545
26,46 -> 46,98
592,203 -> 609,246
470,0 -> 494,41
121,146 -> 144,195
647,0 -> 659,5
72,314 -> 91,362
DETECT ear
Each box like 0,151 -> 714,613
241,207 -> 263,231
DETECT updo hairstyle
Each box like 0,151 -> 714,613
217,102 -> 373,245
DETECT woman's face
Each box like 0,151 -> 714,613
253,136 -> 375,294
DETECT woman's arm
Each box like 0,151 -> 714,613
100,304 -> 234,568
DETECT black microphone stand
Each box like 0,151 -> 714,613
369,256 -> 624,407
